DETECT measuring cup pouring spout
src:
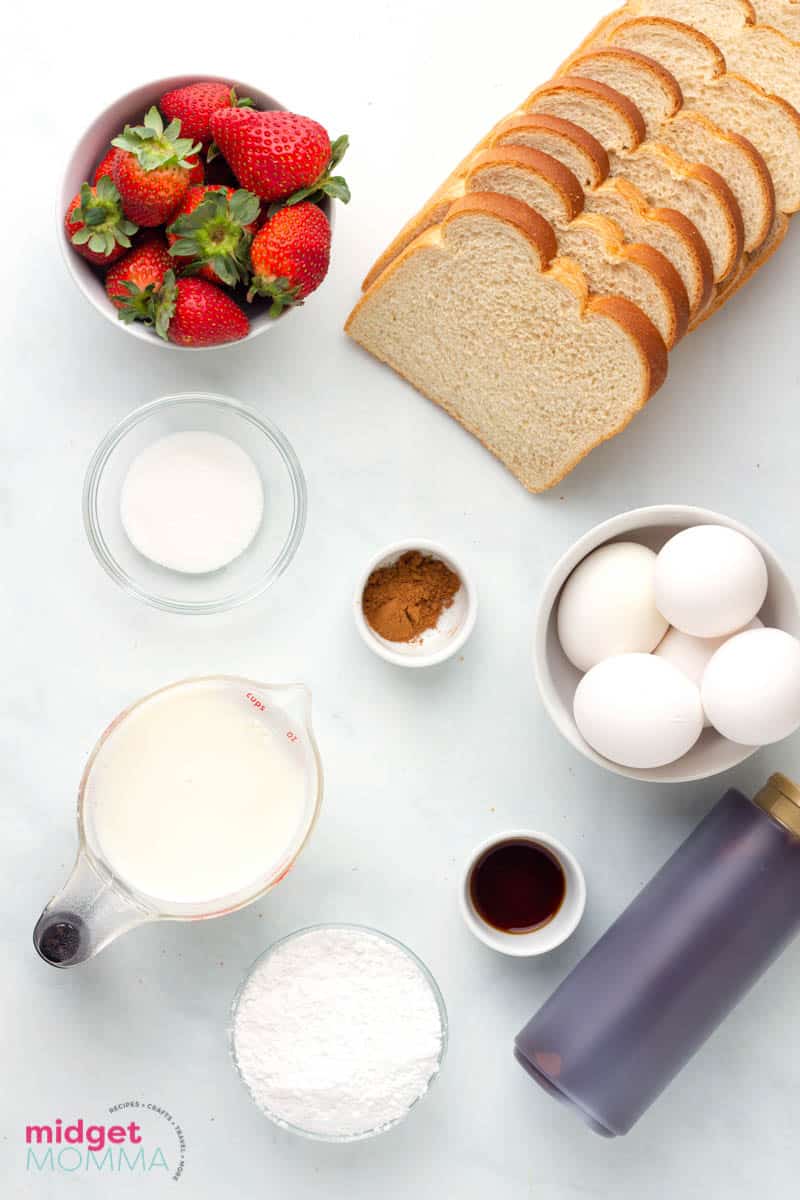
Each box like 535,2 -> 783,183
268,683 -> 312,728
33,851 -> 152,968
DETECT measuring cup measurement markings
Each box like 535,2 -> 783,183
246,692 -> 300,743
33,677 -> 322,968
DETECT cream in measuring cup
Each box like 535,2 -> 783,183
33,677 -> 322,967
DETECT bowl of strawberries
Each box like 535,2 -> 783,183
60,75 -> 350,349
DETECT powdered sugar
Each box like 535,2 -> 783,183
232,925 -> 445,1139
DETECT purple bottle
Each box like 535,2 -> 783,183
515,774 -> 800,1136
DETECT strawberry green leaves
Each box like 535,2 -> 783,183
111,278 -> 162,325
246,275 -> 302,318
167,188 -> 260,286
113,106 -> 201,172
284,134 -> 351,207
151,269 -> 179,341
69,178 -> 138,256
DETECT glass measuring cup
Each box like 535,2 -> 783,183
33,677 -> 322,968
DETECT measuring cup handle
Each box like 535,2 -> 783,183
33,851 -> 151,968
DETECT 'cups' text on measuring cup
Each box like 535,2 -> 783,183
33,677 -> 322,967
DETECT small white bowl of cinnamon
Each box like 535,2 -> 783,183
354,539 -> 478,668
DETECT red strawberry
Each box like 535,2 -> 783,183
167,185 -> 260,285
160,81 -> 252,147
105,236 -> 173,321
151,270 -> 249,346
64,177 -> 138,265
112,106 -> 200,226
248,202 -> 331,315
210,109 -> 350,204
92,147 -> 121,185
186,154 -> 205,185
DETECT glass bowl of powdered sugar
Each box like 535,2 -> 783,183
230,924 -> 448,1141
83,392 -> 306,614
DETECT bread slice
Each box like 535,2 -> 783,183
566,47 -> 775,251
596,16 -> 800,212
492,114 -> 611,188
568,47 -> 684,130
528,78 -> 744,280
346,193 -> 667,494
486,114 -> 715,313
361,144 -> 687,345
610,0 -> 800,115
751,0 -> 800,40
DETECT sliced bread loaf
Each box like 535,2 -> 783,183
599,16 -> 800,211
346,193 -> 667,494
566,47 -> 774,250
362,145 -> 687,345
528,77 -> 744,280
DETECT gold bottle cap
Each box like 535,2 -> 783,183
754,773 -> 800,838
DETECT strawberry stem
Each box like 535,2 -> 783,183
282,134 -> 351,207
246,273 -> 303,317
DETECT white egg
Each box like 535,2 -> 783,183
557,542 -> 669,673
654,525 -> 767,638
654,618 -> 763,726
702,628 -> 800,745
574,653 -> 704,769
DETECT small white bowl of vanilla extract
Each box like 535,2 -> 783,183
460,831 -> 586,957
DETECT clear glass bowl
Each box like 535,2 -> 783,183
229,923 -> 449,1142
83,392 -> 306,614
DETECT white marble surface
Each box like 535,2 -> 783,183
3,1 -> 800,1194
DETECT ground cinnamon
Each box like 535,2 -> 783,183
362,551 -> 461,643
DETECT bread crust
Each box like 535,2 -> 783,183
683,160 -> 746,274
620,240 -> 690,339
588,294 -> 668,393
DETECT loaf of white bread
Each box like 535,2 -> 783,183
346,0 -> 799,492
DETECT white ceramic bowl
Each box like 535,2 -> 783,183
534,505 -> 800,783
58,73 -> 331,350
353,539 -> 478,668
460,830 -> 586,957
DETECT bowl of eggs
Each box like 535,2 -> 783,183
534,506 -> 800,783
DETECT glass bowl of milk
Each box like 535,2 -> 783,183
84,392 -> 306,613
33,676 -> 322,967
